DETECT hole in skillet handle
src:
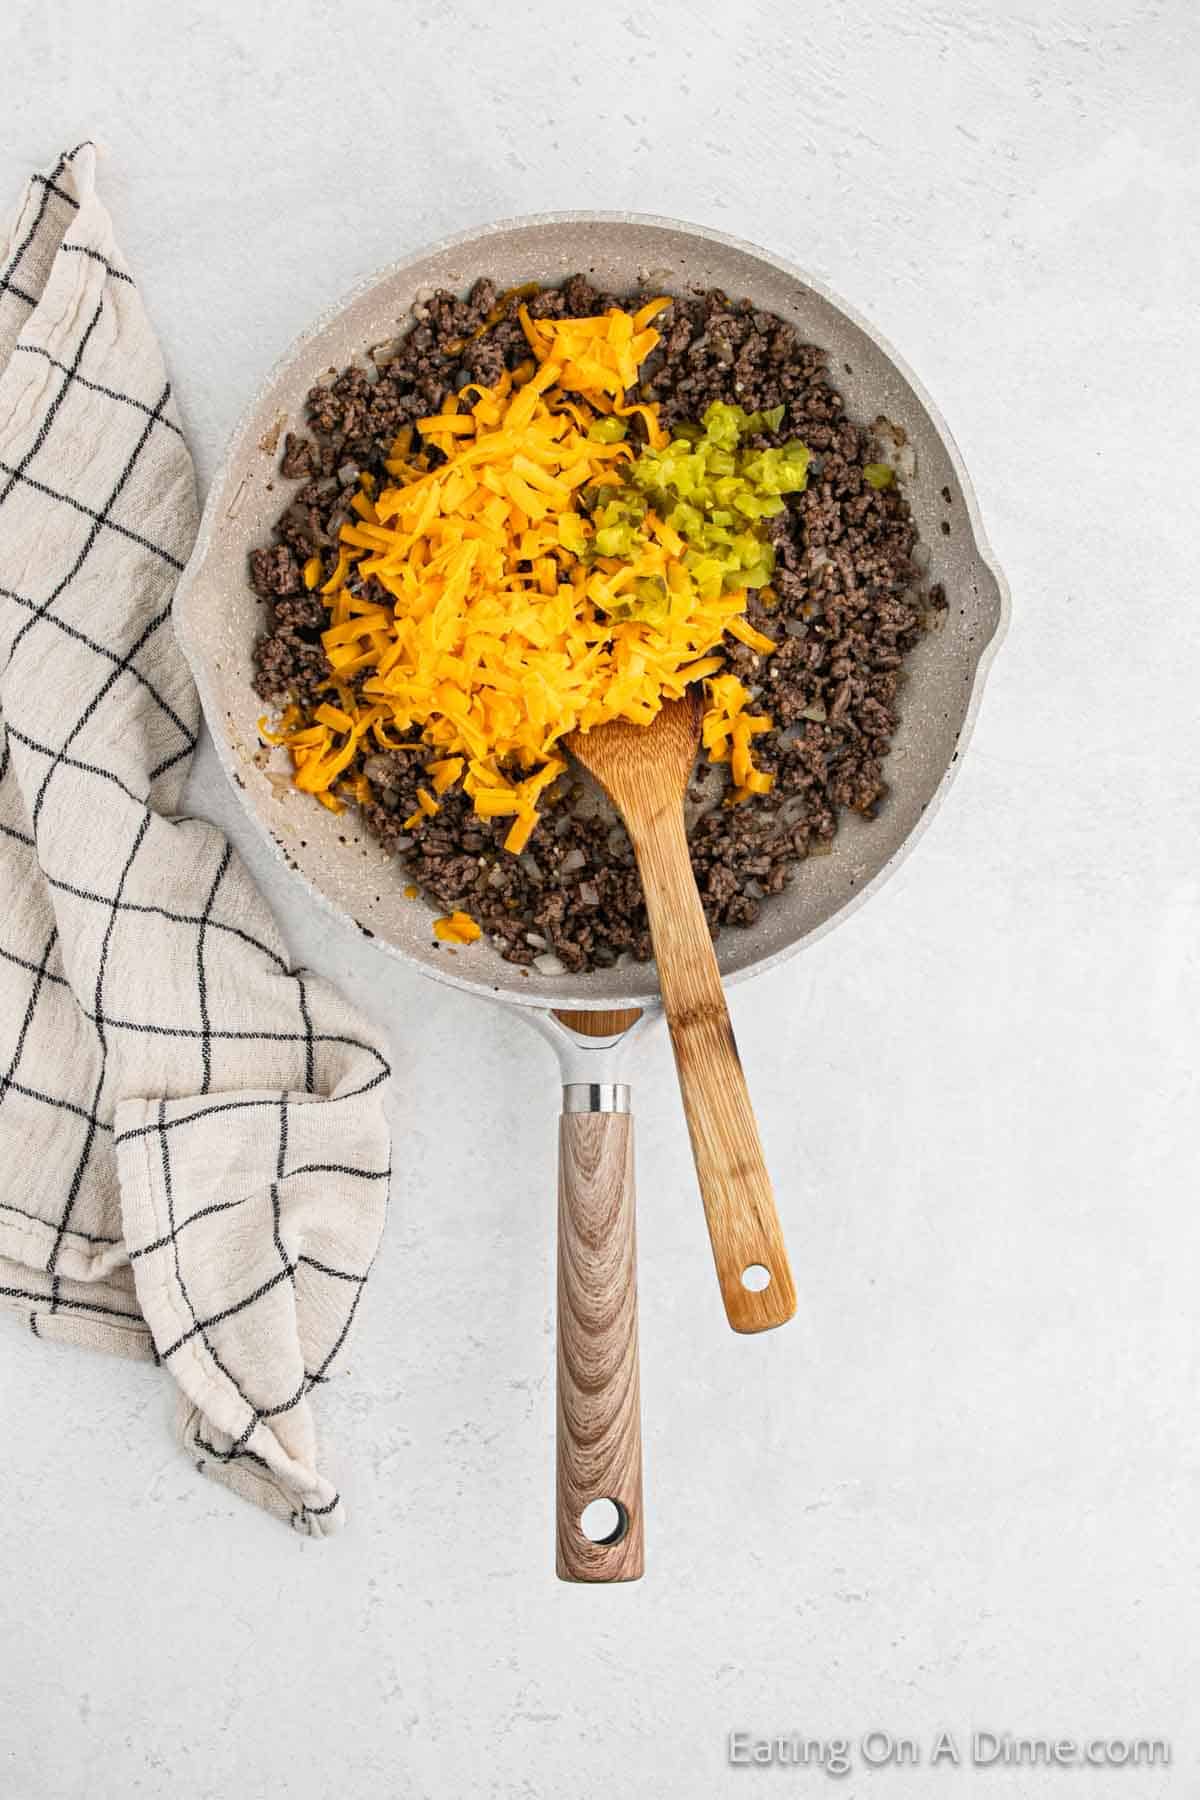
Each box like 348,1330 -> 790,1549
579,1498 -> 629,1545
741,1264 -> 772,1293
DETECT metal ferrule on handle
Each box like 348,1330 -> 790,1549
563,1082 -> 630,1115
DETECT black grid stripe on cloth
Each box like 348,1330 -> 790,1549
0,144 -> 86,313
0,145 -> 392,1537
114,1088 -> 394,1531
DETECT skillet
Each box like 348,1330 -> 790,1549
175,214 -> 1010,1579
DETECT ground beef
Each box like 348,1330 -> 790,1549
279,432 -> 317,480
250,278 -> 944,973
253,590 -> 330,707
250,543 -> 303,597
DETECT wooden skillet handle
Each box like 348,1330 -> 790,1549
556,1096 -> 644,1582
633,803 -> 797,1334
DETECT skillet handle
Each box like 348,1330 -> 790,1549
556,1089 -> 644,1582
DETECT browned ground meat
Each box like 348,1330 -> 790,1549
250,278 -> 944,973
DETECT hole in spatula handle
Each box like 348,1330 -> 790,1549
741,1263 -> 772,1292
580,1498 -> 629,1545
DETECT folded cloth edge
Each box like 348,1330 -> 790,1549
0,144 -> 394,1540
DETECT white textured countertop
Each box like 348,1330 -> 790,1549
2,2 -> 1198,1795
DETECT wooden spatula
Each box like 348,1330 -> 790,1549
566,690 -> 797,1333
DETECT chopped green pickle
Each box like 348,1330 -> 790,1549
586,400 -> 812,622
863,462 -> 895,488
586,417 -> 629,444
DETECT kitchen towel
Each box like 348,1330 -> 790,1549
0,143 -> 392,1537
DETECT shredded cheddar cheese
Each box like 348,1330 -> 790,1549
518,299 -> 672,446
433,910 -> 483,944
267,299 -> 780,877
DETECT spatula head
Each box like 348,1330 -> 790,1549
565,690 -> 702,828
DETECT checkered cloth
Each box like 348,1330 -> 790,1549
0,145 -> 392,1537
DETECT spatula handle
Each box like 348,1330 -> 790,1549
634,805 -> 797,1333
556,1099 -> 644,1582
